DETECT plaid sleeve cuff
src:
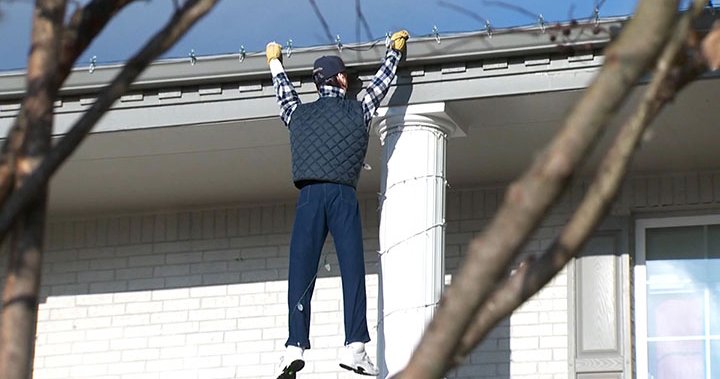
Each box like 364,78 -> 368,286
272,71 -> 300,126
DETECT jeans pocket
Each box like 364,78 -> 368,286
296,186 -> 311,209
339,185 -> 358,207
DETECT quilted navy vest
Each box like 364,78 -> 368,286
288,96 -> 368,189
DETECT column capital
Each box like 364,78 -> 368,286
373,102 -> 466,138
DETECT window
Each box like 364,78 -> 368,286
635,215 -> 720,379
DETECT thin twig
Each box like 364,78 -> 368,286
354,0 -> 374,43
483,0 -> 538,21
308,0 -> 334,44
437,1 -> 489,25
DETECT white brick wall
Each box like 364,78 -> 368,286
4,171 -> 720,378
442,185 -> 570,379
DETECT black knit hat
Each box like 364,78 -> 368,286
312,56 -> 346,85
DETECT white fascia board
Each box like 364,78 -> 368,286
0,19 -> 625,100
0,54 -> 607,137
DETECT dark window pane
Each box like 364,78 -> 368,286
647,226 -> 704,261
708,225 -> 720,259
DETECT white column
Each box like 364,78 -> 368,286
374,103 -> 463,378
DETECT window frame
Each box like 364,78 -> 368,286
635,214 -> 720,379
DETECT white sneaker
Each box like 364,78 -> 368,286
339,342 -> 379,376
276,346 -> 305,379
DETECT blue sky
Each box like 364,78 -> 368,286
0,0 -> 639,72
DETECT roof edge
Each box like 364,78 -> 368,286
1,18 -> 626,100
6,6 -> 720,101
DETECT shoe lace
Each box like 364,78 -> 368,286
356,349 -> 375,366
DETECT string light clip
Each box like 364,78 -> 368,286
189,49 -> 197,65
594,7 -> 600,26
89,56 -> 97,74
286,39 -> 293,58
336,34 -> 343,52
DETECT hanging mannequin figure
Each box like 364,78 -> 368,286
266,30 -> 409,378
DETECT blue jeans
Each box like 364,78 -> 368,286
286,182 -> 371,349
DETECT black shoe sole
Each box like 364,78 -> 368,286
277,360 -> 305,379
339,363 -> 376,376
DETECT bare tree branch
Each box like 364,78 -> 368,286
702,20 -> 720,69
0,1 -> 219,376
57,0 -> 134,89
354,0 -> 373,44
395,1 -> 681,377
452,0 -> 711,366
437,1 -> 489,27
0,0 -> 133,223
0,0 -> 219,246
0,1 -> 66,378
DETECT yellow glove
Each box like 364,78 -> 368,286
266,42 -> 282,64
390,30 -> 409,52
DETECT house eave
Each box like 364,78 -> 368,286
0,18 -> 627,100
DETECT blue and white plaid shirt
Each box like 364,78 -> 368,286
271,49 -> 402,129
